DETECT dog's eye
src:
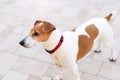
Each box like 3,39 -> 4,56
33,32 -> 40,36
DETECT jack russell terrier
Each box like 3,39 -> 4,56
19,12 -> 117,80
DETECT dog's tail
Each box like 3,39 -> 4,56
105,11 -> 117,22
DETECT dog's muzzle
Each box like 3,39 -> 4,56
19,38 -> 28,48
19,36 -> 37,48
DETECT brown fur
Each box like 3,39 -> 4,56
34,20 -> 42,25
105,13 -> 112,22
31,21 -> 56,42
72,28 -> 76,32
86,24 -> 99,39
77,24 -> 99,60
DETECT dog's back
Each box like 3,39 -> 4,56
75,12 -> 117,61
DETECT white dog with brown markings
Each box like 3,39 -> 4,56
20,12 -> 117,80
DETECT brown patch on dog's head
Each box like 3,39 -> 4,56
30,20 -> 56,42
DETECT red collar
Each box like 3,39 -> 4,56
45,35 -> 64,54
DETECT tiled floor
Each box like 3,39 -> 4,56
0,0 -> 120,80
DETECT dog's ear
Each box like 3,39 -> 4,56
42,21 -> 56,33
34,20 -> 42,25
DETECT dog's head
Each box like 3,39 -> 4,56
19,20 -> 56,48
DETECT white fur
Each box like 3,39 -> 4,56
38,22 -> 43,26
22,35 -> 38,48
20,12 -> 117,80
42,18 -> 116,80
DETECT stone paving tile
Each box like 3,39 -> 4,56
98,62 -> 120,80
60,7 -> 80,17
81,73 -> 108,80
111,24 -> 120,39
0,24 -> 7,32
41,76 -> 51,80
114,0 -> 120,10
113,12 -> 120,26
0,15 -> 23,27
46,15 -> 82,31
0,33 -> 22,52
35,48 -> 54,64
45,64 -> 82,80
1,0 -> 35,17
78,57 -> 103,75
0,52 -> 19,76
0,76 -> 3,80
44,65 -> 58,78
20,26 -> 34,35
13,26 -> 27,34
2,71 -> 29,80
92,46 -> 112,62
28,75 -> 40,80
15,45 -> 43,58
0,25 -> 15,40
116,55 -> 120,65
13,57 -> 50,77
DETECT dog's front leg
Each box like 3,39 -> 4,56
52,64 -> 63,80
67,62 -> 81,80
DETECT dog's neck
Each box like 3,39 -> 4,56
43,29 -> 62,51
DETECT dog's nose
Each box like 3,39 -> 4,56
19,40 -> 25,46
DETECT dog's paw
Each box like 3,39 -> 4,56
52,75 -> 62,80
109,57 -> 117,62
109,55 -> 117,62
109,56 -> 117,62
94,50 -> 101,53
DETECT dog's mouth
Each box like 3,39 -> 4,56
19,40 -> 36,48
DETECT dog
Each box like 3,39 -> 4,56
19,12 -> 117,80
